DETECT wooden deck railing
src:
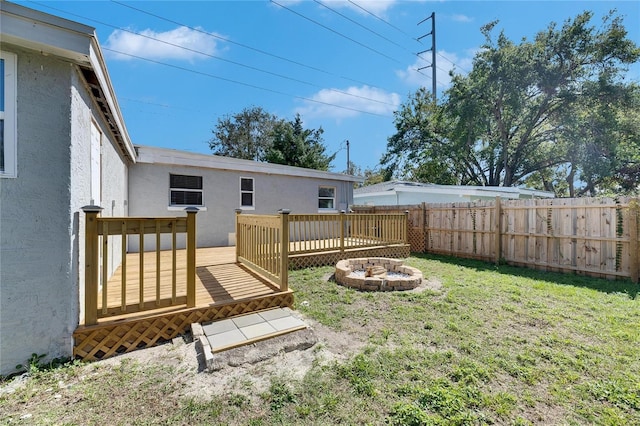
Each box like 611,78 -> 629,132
288,212 -> 408,255
235,209 -> 289,291
82,206 -> 198,326
235,211 -> 408,271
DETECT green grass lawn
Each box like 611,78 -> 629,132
2,254 -> 638,425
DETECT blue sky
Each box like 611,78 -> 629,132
17,0 -> 640,172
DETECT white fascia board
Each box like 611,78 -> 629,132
0,2 -> 93,65
135,146 -> 364,183
354,190 -> 398,199
88,41 -> 136,161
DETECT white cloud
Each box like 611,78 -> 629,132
319,0 -> 398,16
396,49 -> 475,89
451,14 -> 473,23
297,86 -> 401,119
105,26 -> 220,61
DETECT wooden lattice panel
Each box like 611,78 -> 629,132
73,291 -> 294,361
289,245 -> 410,269
408,226 -> 425,252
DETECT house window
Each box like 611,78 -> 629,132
169,174 -> 203,206
240,177 -> 254,208
318,186 -> 336,210
1,51 -> 17,178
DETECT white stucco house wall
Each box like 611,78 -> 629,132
0,2 -> 134,374
354,181 -> 555,206
128,146 -> 362,250
0,2 -> 363,375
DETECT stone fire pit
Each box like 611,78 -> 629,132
335,258 -> 423,291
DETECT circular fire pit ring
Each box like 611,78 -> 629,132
335,258 -> 422,291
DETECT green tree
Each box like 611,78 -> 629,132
382,11 -> 640,195
209,106 -> 281,161
264,114 -> 336,171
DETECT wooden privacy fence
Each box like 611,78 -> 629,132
354,197 -> 640,283
82,206 -> 198,326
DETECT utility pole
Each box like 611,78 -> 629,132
346,140 -> 350,174
417,12 -> 436,103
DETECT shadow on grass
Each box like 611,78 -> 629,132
410,252 -> 638,300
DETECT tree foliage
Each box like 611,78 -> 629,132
264,114 -> 336,171
382,11 -> 640,196
209,106 -> 281,161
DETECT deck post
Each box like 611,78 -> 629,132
185,207 -> 199,307
82,205 -> 103,326
279,209 -> 290,292
339,210 -> 346,252
234,209 -> 242,264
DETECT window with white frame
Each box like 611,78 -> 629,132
240,177 -> 254,208
318,186 -> 336,210
1,51 -> 17,178
169,174 -> 203,206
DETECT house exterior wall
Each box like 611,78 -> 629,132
0,47 -> 129,374
0,48 -> 75,374
69,69 -> 128,327
128,161 -> 354,250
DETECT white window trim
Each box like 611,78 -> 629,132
318,185 -> 337,212
240,176 -> 255,210
168,174 -> 204,207
1,51 -> 17,178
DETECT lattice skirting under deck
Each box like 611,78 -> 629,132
289,244 -> 410,269
73,291 -> 294,361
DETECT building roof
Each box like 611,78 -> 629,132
135,145 -> 365,183
354,180 -> 555,198
0,1 -> 135,162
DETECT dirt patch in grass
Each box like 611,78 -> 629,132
0,313 -> 367,424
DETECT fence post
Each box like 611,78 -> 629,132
494,196 -> 502,264
82,205 -> 103,326
234,209 -> 242,264
404,210 -> 410,246
279,209 -> 290,292
422,202 -> 428,253
339,210 -> 345,252
629,199 -> 639,283
185,207 -> 199,307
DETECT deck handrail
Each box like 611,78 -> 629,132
235,210 -> 289,291
235,211 -> 408,275
82,206 -> 198,326
288,212 -> 408,255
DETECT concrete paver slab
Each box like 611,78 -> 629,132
202,319 -> 237,336
269,315 -> 306,331
258,308 -> 291,321
208,328 -> 246,351
240,322 -> 277,339
232,313 -> 264,328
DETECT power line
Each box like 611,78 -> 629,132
312,0 -> 415,57
111,0 -> 387,91
102,47 -> 393,118
346,0 -> 417,42
28,0 -> 397,107
271,0 -> 404,65
437,51 -> 471,74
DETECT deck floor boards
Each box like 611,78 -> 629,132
97,246 -> 279,323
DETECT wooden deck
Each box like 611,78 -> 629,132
96,246 -> 281,320
73,247 -> 293,361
